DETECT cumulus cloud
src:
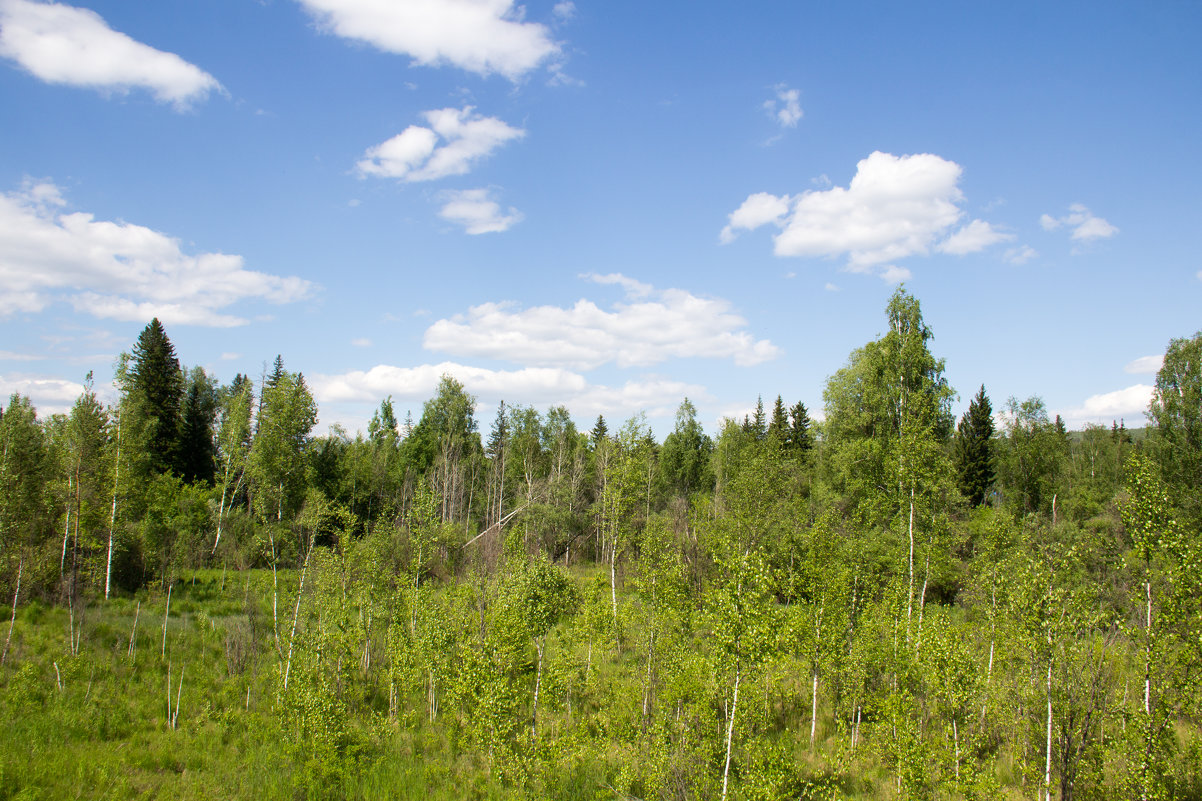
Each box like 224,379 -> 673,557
580,272 -> 652,298
0,373 -> 85,416
720,192 -> 792,244
296,0 -> 560,80
723,152 -> 1003,278
1059,384 -> 1152,428
937,219 -> 1013,255
0,180 -> 312,327
357,107 -> 524,182
422,275 -> 780,370
1040,204 -> 1118,241
1124,354 -> 1163,375
0,0 -> 222,108
437,188 -> 523,234
310,361 -> 706,423
763,84 -> 802,128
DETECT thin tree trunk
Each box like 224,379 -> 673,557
915,547 -> 930,654
1045,657 -> 1053,801
269,528 -> 280,651
127,600 -> 140,658
721,664 -> 741,801
1142,576 -> 1152,801
212,483 -> 228,555
282,542 -> 313,692
983,582 -> 996,725
60,476 -> 72,579
531,637 -> 544,740
105,409 -> 121,600
810,669 -> 819,749
953,716 -> 961,781
906,487 -> 915,642
610,538 -> 620,652
1,555 -> 22,667
172,665 -> 184,730
642,629 -> 655,725
161,583 -> 172,659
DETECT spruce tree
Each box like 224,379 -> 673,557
179,367 -> 218,485
788,401 -> 812,452
954,384 -> 995,506
591,415 -> 609,448
129,318 -> 184,476
767,395 -> 789,443
751,396 -> 767,441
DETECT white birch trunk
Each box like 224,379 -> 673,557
1044,658 -> 1053,801
60,476 -> 72,579
721,665 -> 741,801
810,670 -> 819,749
161,583 -> 172,659
282,542 -> 312,692
906,487 -> 915,642
172,665 -> 184,730
1,555 -> 22,667
104,410 -> 121,600
953,716 -> 961,781
127,600 -> 140,658
531,637 -> 544,740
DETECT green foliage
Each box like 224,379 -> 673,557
954,384 -> 995,506
126,318 -> 185,478
1147,330 -> 1202,524
659,397 -> 714,499
2,301 -> 1201,799
248,358 -> 318,523
179,367 -> 218,486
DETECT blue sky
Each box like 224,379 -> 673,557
1,0 -> 1198,439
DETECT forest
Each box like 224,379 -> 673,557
0,287 -> 1199,800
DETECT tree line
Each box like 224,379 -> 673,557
0,289 -> 1199,799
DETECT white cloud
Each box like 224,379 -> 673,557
763,83 -> 802,128
351,337 -> 372,348
580,272 -> 652,298
1124,354 -> 1163,375
720,192 -> 791,244
220,352 -> 240,361
724,152 -> 996,275
357,106 -> 524,183
0,373 -> 85,416
0,0 -> 222,108
1040,204 -> 1118,241
422,275 -> 779,370
1004,245 -> 1038,265
437,188 -> 523,234
296,0 -> 560,80
1059,384 -> 1152,428
879,265 -> 912,284
552,2 -> 576,22
824,282 -> 839,292
0,180 -> 312,327
937,219 -> 1012,255
310,361 -> 706,424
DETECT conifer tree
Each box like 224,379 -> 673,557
179,367 -> 218,485
954,384 -> 995,506
767,395 -> 789,443
128,318 -> 184,476
788,401 -> 812,452
590,415 -> 609,447
751,395 -> 767,441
